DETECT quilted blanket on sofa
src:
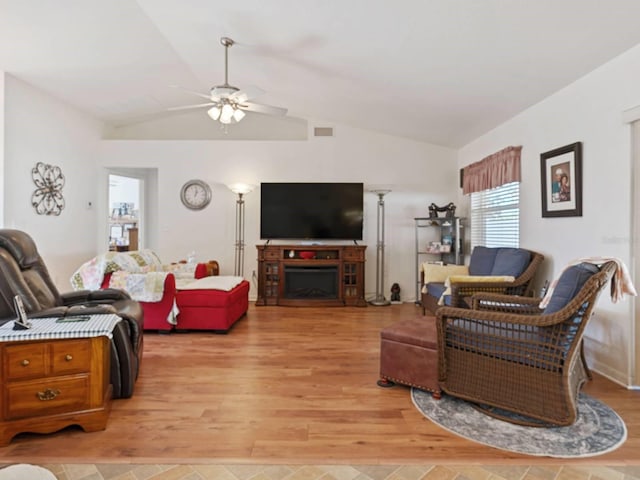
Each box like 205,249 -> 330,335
70,249 -> 197,302
108,270 -> 167,302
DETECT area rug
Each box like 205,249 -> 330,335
411,389 -> 627,458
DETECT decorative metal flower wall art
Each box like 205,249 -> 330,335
31,162 -> 65,216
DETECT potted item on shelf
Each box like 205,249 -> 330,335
426,241 -> 442,254
440,235 -> 452,253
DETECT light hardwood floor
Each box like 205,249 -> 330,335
0,303 -> 639,470
27,464 -> 640,480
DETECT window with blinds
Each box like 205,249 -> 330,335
470,181 -> 520,249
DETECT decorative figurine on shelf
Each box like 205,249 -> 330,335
390,283 -> 401,303
428,202 -> 456,219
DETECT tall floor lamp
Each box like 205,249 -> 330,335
370,189 -> 391,306
228,183 -> 255,277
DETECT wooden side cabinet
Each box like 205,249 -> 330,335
0,336 -> 112,446
256,244 -> 367,307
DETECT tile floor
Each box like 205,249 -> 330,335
26,464 -> 640,480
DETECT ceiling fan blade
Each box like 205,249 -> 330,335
240,102 -> 288,116
169,85 -> 212,100
229,85 -> 265,103
168,102 -> 215,111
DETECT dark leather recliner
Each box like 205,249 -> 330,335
0,229 -> 143,398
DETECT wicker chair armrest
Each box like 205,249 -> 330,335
450,282 -> 510,297
436,305 -> 570,328
455,274 -> 530,287
471,293 -> 543,314
449,282 -> 527,308
450,280 -> 513,289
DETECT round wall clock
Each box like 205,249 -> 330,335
180,179 -> 212,210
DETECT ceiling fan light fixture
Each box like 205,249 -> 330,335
233,108 -> 246,122
211,85 -> 238,99
220,103 -> 235,123
171,36 -> 286,126
207,106 -> 221,120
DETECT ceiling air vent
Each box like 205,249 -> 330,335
314,127 -> 334,137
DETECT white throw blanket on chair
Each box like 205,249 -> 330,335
539,256 -> 637,308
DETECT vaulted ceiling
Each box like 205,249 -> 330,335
2,0 -> 640,147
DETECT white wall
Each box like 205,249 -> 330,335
0,72 -> 5,227
105,110 -> 308,141
98,124 -> 458,302
4,75 -> 105,289
457,44 -> 640,386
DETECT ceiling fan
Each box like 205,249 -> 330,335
169,37 -> 287,125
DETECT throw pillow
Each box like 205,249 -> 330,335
490,248 -> 531,277
421,263 -> 468,284
468,246 -> 499,275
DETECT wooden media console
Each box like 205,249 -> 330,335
256,244 -> 367,307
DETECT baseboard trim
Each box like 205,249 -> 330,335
589,359 -> 638,389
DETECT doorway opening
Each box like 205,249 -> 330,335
632,119 -> 640,386
108,174 -> 141,251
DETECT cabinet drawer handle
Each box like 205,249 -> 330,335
21,359 -> 30,367
37,388 -> 61,401
65,354 -> 73,361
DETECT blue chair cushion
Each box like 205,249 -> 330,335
490,248 -> 531,277
543,263 -> 601,314
426,283 -> 447,299
426,283 -> 453,306
469,246 -> 498,275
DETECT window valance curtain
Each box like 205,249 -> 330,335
462,146 -> 522,195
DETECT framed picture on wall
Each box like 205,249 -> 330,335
540,142 -> 582,217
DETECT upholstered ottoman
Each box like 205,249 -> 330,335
175,279 -> 250,332
378,316 -> 441,398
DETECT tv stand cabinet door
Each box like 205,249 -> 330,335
342,246 -> 367,306
256,246 -> 280,306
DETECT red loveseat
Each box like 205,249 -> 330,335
72,251 -> 249,333
71,250 -> 212,332
100,263 -> 209,331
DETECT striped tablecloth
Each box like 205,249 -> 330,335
0,314 -> 122,342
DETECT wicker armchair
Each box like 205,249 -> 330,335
448,249 -> 544,306
436,261 -> 616,426
422,248 -> 544,315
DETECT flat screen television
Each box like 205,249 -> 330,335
260,182 -> 364,240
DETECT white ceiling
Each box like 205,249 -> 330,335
2,0 -> 640,147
